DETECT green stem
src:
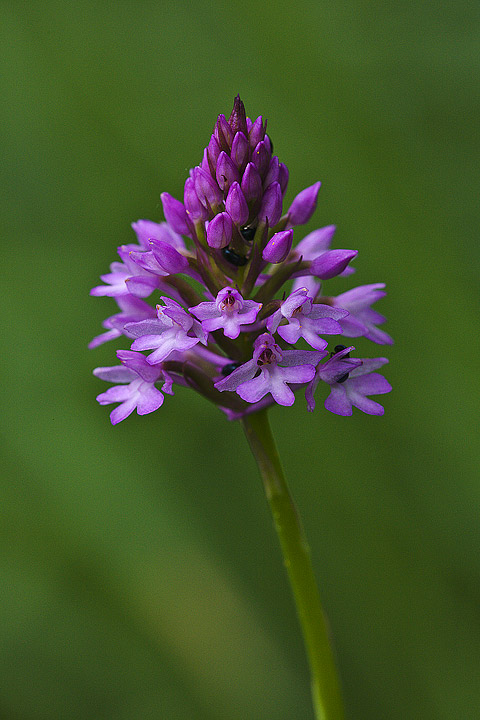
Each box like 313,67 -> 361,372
241,409 -> 345,720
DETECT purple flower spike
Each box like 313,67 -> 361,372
310,249 -> 358,280
263,229 -> 293,263
215,333 -> 325,406
231,131 -> 249,172
91,97 -> 391,422
267,288 -> 349,350
258,182 -> 283,226
216,151 -> 240,192
189,286 -> 262,339
225,182 -> 249,226
241,162 -> 262,203
287,181 -> 322,226
206,212 -> 233,249
160,192 -> 192,237
193,166 -> 223,210
94,352 -> 173,424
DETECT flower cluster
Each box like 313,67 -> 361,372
91,96 -> 392,423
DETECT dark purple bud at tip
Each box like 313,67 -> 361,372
241,162 -> 262,203
206,212 -> 233,249
288,181 -> 322,226
225,182 -> 249,226
262,229 -> 293,263
228,95 -> 248,136
310,249 -> 358,280
216,151 -> 240,192
258,182 -> 283,226
160,192 -> 191,236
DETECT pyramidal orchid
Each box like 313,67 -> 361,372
90,96 -> 392,720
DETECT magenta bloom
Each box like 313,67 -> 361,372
266,288 -> 348,351
94,351 -> 174,424
189,287 -> 262,339
306,346 -> 391,415
91,96 -> 391,422
125,297 -> 207,365
215,333 -> 326,406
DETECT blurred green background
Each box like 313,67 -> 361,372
1,0 -> 479,718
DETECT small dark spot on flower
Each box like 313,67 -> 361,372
336,372 -> 350,384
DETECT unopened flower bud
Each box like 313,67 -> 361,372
249,115 -> 266,149
262,229 -> 293,263
251,140 -> 270,178
241,162 -> 262,203
150,239 -> 189,274
258,182 -> 283,226
225,182 -> 249,226
214,114 -> 233,152
228,95 -> 248,136
216,151 -> 240,191
264,156 -> 280,188
193,166 -> 223,210
231,132 -> 249,173
200,148 -> 211,175
160,192 -> 192,236
207,134 -> 221,168
206,212 -> 233,249
310,249 -> 358,279
278,163 -> 289,195
288,181 -> 322,226
184,177 -> 208,221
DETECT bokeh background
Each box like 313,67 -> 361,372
1,1 -> 479,718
